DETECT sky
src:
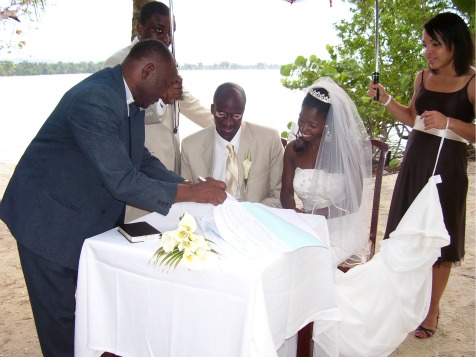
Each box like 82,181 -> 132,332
1,0 -> 352,65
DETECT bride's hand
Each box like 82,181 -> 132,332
294,207 -> 305,213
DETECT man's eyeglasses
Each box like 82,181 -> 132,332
214,110 -> 243,120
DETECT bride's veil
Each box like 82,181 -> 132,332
305,77 -> 373,267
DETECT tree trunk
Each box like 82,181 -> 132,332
131,0 -> 150,40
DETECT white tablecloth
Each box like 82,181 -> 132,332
75,202 -> 340,357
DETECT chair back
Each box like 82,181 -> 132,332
368,139 -> 389,259
337,139 -> 389,273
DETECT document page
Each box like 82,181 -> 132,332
201,197 -> 327,258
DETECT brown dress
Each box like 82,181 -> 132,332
384,72 -> 475,263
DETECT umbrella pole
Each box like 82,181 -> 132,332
169,0 -> 179,134
169,0 -> 176,58
372,0 -> 379,101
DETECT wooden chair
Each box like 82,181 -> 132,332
337,139 -> 389,272
368,139 -> 389,259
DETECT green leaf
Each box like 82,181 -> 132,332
172,254 -> 183,270
453,0 -> 475,19
149,247 -> 166,266
389,158 -> 400,168
163,250 -> 182,265
280,64 -> 292,77
360,96 -> 372,104
294,56 -> 307,67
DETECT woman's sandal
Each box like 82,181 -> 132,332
414,315 -> 439,339
414,325 -> 436,338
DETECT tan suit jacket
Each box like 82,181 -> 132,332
181,122 -> 283,208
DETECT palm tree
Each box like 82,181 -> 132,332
131,0 -> 150,39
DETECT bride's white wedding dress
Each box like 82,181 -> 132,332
293,168 -> 346,212
293,168 -> 370,269
278,171 -> 450,357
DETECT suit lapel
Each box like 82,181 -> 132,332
201,127 -> 215,176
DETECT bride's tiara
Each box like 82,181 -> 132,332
309,89 -> 331,104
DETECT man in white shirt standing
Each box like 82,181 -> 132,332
103,1 -> 213,222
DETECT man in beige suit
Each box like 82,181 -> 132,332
103,1 -> 213,222
181,82 -> 283,208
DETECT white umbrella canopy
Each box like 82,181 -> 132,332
284,0 -> 333,6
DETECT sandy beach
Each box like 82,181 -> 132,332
0,160 -> 474,356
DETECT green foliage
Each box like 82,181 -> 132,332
0,61 -> 281,76
280,121 -> 297,140
280,0 -> 471,159
452,0 -> 475,26
0,61 -> 103,76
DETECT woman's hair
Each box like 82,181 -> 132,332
424,12 -> 474,76
293,88 -> 331,155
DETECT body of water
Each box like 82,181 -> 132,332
0,70 -> 305,162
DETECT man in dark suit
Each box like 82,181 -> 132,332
0,39 -> 226,357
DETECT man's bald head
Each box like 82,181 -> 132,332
122,39 -> 177,109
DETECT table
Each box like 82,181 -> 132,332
75,202 -> 340,357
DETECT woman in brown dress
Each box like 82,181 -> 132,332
369,12 -> 475,339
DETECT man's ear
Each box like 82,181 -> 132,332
136,23 -> 143,40
141,63 -> 155,80
210,104 -> 215,115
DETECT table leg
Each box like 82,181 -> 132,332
296,322 -> 314,357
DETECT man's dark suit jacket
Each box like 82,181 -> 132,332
0,65 -> 182,270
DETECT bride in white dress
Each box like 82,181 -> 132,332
281,76 -> 372,269
279,77 -> 449,356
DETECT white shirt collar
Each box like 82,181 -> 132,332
123,78 -> 135,116
214,126 -> 242,150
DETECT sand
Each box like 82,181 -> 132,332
0,161 -> 474,356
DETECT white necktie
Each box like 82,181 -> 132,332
226,143 -> 238,196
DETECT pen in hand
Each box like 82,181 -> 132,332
198,176 -> 233,199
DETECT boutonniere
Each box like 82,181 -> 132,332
243,150 -> 252,191
149,212 -> 219,271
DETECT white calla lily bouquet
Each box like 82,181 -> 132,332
149,212 -> 219,271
